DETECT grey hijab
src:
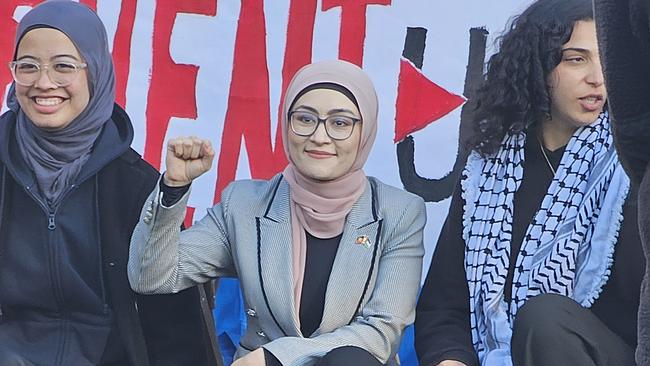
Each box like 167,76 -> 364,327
7,0 -> 115,208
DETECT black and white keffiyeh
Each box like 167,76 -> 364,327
461,112 -> 630,365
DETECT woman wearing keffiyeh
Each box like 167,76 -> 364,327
415,0 -> 643,365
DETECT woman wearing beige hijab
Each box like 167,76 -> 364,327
127,59 -> 426,366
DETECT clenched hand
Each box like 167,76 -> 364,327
163,136 -> 215,187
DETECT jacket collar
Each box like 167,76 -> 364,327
263,176 -> 378,227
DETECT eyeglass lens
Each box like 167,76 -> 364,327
290,111 -> 357,140
11,61 -> 81,87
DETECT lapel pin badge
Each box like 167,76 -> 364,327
355,235 -> 371,248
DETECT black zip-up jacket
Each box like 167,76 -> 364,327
0,104 -> 213,365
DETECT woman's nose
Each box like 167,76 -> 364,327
33,67 -> 58,90
309,121 -> 332,144
586,60 -> 605,87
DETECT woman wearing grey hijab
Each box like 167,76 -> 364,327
0,1 -> 213,365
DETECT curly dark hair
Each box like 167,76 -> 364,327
470,0 -> 594,156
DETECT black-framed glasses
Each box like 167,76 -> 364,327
289,110 -> 361,141
8,60 -> 88,87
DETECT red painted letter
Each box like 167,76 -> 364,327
144,0 -> 217,169
272,0 -> 318,168
215,0 -> 284,202
321,0 -> 391,66
0,1 -> 43,108
108,0 -> 137,107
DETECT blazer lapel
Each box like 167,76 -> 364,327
315,180 -> 382,335
257,178 -> 301,336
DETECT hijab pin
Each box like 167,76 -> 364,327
355,235 -> 371,248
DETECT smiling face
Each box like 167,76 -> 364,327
547,20 -> 606,131
287,88 -> 362,181
14,28 -> 90,130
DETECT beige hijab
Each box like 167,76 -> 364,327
281,60 -> 379,321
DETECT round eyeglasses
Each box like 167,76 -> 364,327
289,110 -> 361,141
8,60 -> 88,87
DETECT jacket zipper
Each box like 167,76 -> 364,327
23,184 -> 76,308
24,184 -> 75,366
48,213 -> 56,230
25,184 -> 76,228
25,181 -> 108,315
94,175 -> 109,314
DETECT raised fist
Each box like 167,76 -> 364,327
163,136 -> 215,187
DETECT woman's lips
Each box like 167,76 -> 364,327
579,95 -> 604,112
305,150 -> 335,159
31,96 -> 66,114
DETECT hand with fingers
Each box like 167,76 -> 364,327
163,136 -> 215,187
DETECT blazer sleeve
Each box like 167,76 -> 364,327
128,178 -> 237,294
415,184 -> 479,366
262,195 -> 426,366
595,0 -> 650,183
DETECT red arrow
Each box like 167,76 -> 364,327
394,58 -> 465,142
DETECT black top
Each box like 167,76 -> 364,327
160,178 -> 191,207
415,128 -> 644,366
262,232 -> 340,366
300,232 -> 341,337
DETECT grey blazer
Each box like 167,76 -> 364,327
128,174 -> 426,366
